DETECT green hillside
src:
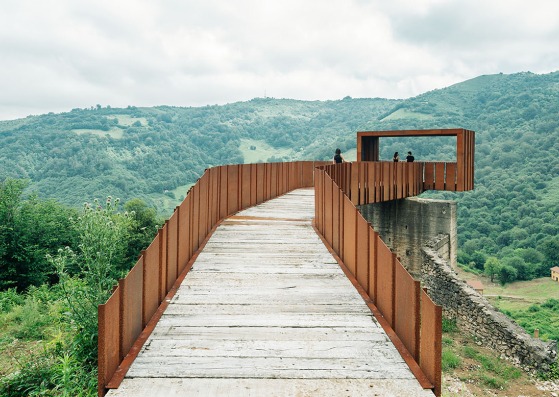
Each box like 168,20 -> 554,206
1,71 -> 559,282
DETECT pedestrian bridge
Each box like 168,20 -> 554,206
98,129 -> 475,397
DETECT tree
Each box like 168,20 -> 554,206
49,196 -> 133,366
0,179 -> 28,289
499,265 -> 518,285
537,237 -> 559,265
124,198 -> 161,264
484,257 -> 500,283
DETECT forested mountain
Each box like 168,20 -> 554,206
1,71 -> 559,280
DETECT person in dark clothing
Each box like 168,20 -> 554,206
393,152 -> 399,162
333,148 -> 345,164
406,151 -> 415,162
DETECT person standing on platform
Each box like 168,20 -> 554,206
333,148 -> 345,164
406,151 -> 415,162
393,152 -> 400,162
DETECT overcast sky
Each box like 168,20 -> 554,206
1,0 -> 558,121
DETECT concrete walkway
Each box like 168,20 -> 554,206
107,189 -> 433,397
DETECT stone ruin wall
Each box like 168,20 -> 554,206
358,198 -> 557,373
422,234 -> 557,372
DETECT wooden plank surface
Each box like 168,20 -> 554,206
107,188 -> 433,397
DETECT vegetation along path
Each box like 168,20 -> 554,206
107,188 -> 433,397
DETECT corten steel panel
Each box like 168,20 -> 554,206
279,162 -> 286,196
359,162 -> 367,205
143,237 -> 160,328
382,163 -> 391,201
350,162 -> 359,205
256,163 -> 265,204
344,162 -> 352,196
198,173 -> 209,247
98,287 -> 120,397
264,163 -> 272,201
376,241 -> 395,328
240,164 -> 252,210
343,197 -> 357,277
250,164 -> 258,207
269,164 -> 278,199
412,163 -> 419,196
420,290 -> 443,397
302,161 -> 314,187
209,167 -> 220,227
396,162 -> 404,199
424,163 -> 435,190
293,162 -> 302,190
368,230 -> 378,302
159,226 -> 167,302
468,130 -> 475,190
324,176 -> 334,244
435,162 -> 446,191
394,264 -> 420,361
289,162 -> 296,191
219,166 -> 229,219
445,163 -> 456,192
338,187 -> 345,259
191,182 -> 201,253
355,214 -> 370,292
177,195 -> 190,274
314,170 -> 322,233
332,184 -> 341,256
375,162 -> 382,202
119,258 -> 143,361
227,165 -> 240,214
167,213 -> 178,292
276,163 -> 284,196
456,131 -> 465,191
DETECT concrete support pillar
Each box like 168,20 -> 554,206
358,197 -> 457,276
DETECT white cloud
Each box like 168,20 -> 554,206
0,0 -> 558,120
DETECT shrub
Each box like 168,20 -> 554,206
442,349 -> 461,371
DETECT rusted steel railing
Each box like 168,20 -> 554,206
321,161 -> 462,207
314,164 -> 442,397
97,161 -> 328,397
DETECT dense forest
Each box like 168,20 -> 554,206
1,71 -> 558,284
1,71 -> 559,394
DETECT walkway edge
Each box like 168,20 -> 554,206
106,219 -> 224,389
312,222 -> 435,393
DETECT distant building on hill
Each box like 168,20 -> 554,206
551,266 -> 559,282
467,280 -> 484,295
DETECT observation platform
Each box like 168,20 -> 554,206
106,189 -> 433,397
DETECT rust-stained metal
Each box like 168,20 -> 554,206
97,287 -> 120,397
376,241 -> 395,328
420,289 -> 443,397
119,258 -> 143,361
142,237 -> 160,328
98,161 -> 332,396
355,215 -> 369,292
313,225 -> 434,392
166,214 -> 178,293
395,264 -> 421,361
342,196 -> 357,275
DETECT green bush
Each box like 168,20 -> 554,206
442,317 -> 458,333
442,349 -> 461,371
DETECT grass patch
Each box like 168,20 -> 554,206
73,127 -> 123,139
114,114 -> 148,127
442,349 -> 461,371
239,138 -> 296,164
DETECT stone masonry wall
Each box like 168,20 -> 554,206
422,234 -> 558,372
358,197 -> 456,277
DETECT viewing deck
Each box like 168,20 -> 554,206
106,189 -> 433,397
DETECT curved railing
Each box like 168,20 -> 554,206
98,159 -> 445,397
97,161 -> 327,397
314,161 -> 443,396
